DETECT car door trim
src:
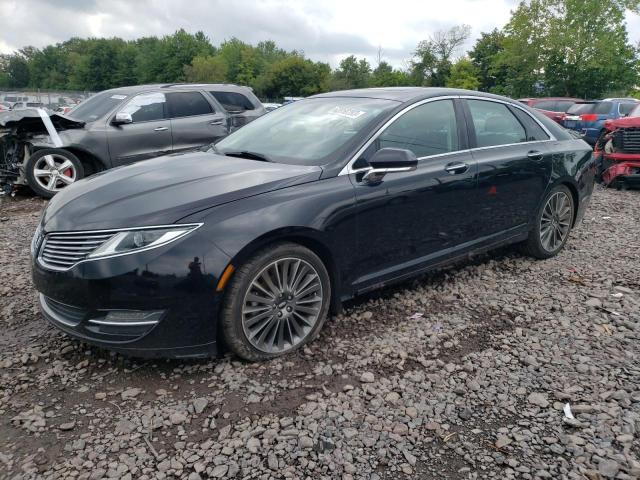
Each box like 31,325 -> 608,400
338,95 -> 556,176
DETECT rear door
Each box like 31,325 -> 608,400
166,91 -> 228,153
107,92 -> 172,167
463,98 -> 553,238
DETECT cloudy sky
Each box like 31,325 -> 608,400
2,0 -> 640,68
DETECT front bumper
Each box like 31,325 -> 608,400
32,228 -> 231,358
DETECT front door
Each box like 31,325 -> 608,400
349,99 -> 478,293
107,92 -> 172,167
462,98 -> 553,238
167,91 -> 229,153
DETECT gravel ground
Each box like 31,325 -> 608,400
0,186 -> 639,480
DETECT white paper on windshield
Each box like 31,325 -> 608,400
111,94 -> 127,100
328,106 -> 366,119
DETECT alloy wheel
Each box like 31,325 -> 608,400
539,191 -> 572,252
33,154 -> 77,192
241,257 -> 323,354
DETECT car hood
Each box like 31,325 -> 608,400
42,152 -> 322,232
604,116 -> 640,130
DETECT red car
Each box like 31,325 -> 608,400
594,103 -> 640,189
518,97 -> 583,124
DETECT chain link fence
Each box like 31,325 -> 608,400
0,89 -> 95,110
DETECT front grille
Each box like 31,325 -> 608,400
613,127 -> 640,154
43,296 -> 88,326
39,231 -> 115,270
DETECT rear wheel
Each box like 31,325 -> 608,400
522,185 -> 574,259
221,243 -> 331,361
25,148 -> 84,199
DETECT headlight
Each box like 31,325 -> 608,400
87,224 -> 202,259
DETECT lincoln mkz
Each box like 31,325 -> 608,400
31,88 -> 595,361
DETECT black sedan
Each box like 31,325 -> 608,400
31,88 -> 595,361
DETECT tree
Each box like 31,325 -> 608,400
411,25 -> 471,86
468,29 -> 507,92
184,55 -> 228,83
260,56 -> 330,99
445,58 -> 480,90
6,54 -> 30,87
370,61 -> 410,87
332,55 -> 371,90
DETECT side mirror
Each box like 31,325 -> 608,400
362,148 -> 418,184
113,112 -> 133,125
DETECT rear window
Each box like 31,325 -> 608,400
567,103 -> 595,115
593,102 -> 613,114
210,91 -> 255,112
167,92 -> 213,118
619,103 -> 638,116
555,100 -> 576,112
532,100 -> 557,111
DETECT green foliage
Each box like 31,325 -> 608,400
445,58 -> 480,90
184,55 -> 228,83
411,25 -> 471,87
331,55 -> 371,90
371,61 -> 410,87
468,29 -> 507,93
259,56 -> 330,99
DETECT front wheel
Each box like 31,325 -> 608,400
221,243 -> 331,361
522,185 -> 575,259
25,148 -> 84,199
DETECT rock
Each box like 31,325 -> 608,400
299,436 -> 314,448
169,412 -> 188,425
527,392 -> 549,408
211,465 -> 228,478
598,459 -> 620,478
121,388 -> 142,400
192,398 -> 208,414
114,419 -> 136,435
585,298 -> 602,308
360,372 -> 375,383
495,435 -> 512,449
59,421 -> 75,431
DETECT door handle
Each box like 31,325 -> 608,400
527,150 -> 544,161
444,162 -> 469,175
154,126 -> 168,132
209,120 -> 223,126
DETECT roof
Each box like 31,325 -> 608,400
99,83 -> 250,95
310,87 -> 518,104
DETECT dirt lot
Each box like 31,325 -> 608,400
0,186 -> 639,480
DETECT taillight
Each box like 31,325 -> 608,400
580,114 -> 597,121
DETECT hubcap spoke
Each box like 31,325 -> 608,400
539,192 -> 572,253
242,257 -> 323,354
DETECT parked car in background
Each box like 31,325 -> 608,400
563,98 -> 639,145
55,105 -> 75,115
518,97 -> 582,124
0,101 -> 11,112
262,102 -> 282,112
594,102 -> 640,189
31,87 -> 595,360
17,83 -> 265,198
12,101 -> 45,110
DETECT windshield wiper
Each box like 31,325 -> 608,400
222,150 -> 271,162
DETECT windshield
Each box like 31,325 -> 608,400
629,104 -> 640,117
214,97 -> 398,166
68,91 -> 128,122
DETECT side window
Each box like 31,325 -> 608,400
209,91 -> 255,111
532,100 -> 557,111
120,92 -> 166,123
377,100 -> 459,158
619,103 -> 637,116
511,107 -> 550,142
467,100 -> 527,148
167,92 -> 213,118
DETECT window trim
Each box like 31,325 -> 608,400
339,95 -> 556,176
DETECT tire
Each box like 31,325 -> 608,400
25,148 -> 84,199
522,185 -> 575,259
221,242 -> 331,361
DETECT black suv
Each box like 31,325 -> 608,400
24,83 -> 266,198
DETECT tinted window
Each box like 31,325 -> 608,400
377,100 -> 459,157
210,91 -> 255,111
167,92 -> 213,118
629,104 -> 640,117
120,92 -> 167,123
69,91 -> 128,122
511,108 -> 550,141
467,100 -> 527,147
567,103 -> 595,115
556,100 -> 576,112
593,102 -> 613,114
532,100 -> 557,111
619,103 -> 638,116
